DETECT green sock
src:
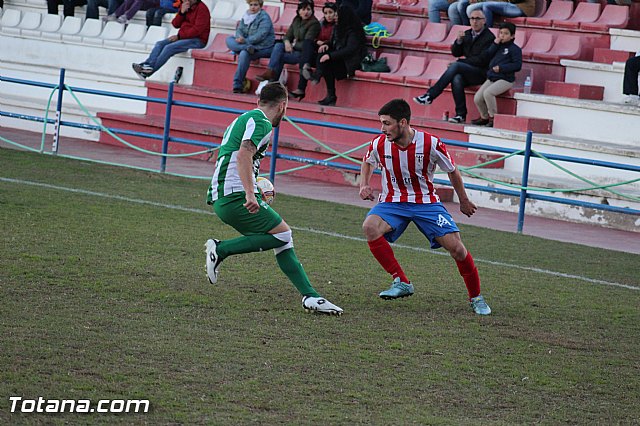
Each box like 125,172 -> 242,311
218,234 -> 285,259
276,248 -> 320,297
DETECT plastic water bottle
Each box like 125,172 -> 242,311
523,76 -> 532,94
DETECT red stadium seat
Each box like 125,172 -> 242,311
375,0 -> 400,13
356,52 -> 402,80
381,18 -> 423,46
405,58 -> 450,86
427,24 -> 467,52
506,0 -> 547,25
379,55 -> 427,83
532,34 -> 582,62
263,5 -> 280,25
580,4 -> 629,32
398,0 -> 428,17
192,33 -> 233,60
525,0 -> 573,27
514,28 -> 527,49
273,6 -> 297,34
403,22 -> 448,49
553,2 -> 601,29
521,31 -> 554,59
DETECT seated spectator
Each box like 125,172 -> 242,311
466,0 -> 535,28
428,0 -> 456,23
472,22 -> 522,127
225,0 -> 275,93
146,0 -> 179,27
104,0 -> 159,23
132,0 -> 210,79
307,4 -> 368,106
47,0 -> 87,17
293,1 -> 337,100
413,9 -> 495,123
623,51 -> 640,106
86,0 -> 124,20
255,0 -> 320,84
336,0 -> 371,24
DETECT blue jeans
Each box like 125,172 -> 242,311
428,0 -> 450,23
146,6 -> 176,27
466,1 -> 524,27
144,37 -> 205,74
267,42 -> 302,80
226,36 -> 274,90
448,0 -> 470,25
86,0 -> 122,18
427,61 -> 487,117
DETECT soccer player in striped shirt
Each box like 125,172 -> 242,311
359,98 -> 491,315
204,82 -> 343,315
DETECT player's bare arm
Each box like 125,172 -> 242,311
237,139 -> 260,214
359,161 -> 376,201
448,168 -> 477,217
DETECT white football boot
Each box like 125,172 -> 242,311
204,239 -> 222,284
302,296 -> 343,315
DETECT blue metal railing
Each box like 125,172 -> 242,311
1,68 -> 638,233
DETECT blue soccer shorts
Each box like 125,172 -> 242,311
367,202 -> 460,249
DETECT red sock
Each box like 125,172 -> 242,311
456,251 -> 481,299
367,236 -> 410,283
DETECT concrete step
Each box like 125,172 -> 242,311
493,114 -> 553,134
560,59 -> 626,103
592,47 -> 634,64
513,92 -> 640,145
543,81 -> 604,100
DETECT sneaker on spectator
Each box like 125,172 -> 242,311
471,117 -> 489,125
116,15 -> 128,24
413,93 -> 432,105
132,63 -> 149,80
623,94 -> 640,106
448,115 -> 465,124
103,14 -> 116,22
302,296 -> 343,315
140,64 -> 154,73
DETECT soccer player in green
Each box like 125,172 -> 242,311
205,82 -> 343,315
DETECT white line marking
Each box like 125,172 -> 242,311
3,177 -> 638,291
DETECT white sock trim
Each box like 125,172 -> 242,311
272,230 -> 293,254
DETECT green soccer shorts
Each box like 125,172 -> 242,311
213,192 -> 282,235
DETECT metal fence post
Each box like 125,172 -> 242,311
517,131 -> 533,233
269,126 -> 280,184
52,68 -> 66,154
160,81 -> 175,173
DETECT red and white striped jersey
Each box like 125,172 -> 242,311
363,129 -> 456,204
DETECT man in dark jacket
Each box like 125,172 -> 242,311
413,8 -> 494,123
132,0 -> 210,79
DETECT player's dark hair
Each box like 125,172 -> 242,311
499,22 -> 516,35
378,99 -> 411,124
259,82 -> 288,106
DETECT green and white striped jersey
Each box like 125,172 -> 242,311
207,109 -> 273,204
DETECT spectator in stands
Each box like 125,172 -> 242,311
413,9 -> 495,123
623,51 -> 640,106
336,0 -> 371,24
47,0 -> 87,17
307,4 -> 368,106
132,0 -> 210,79
104,0 -> 159,24
226,0 -> 275,93
472,22 -> 522,127
146,0 -> 179,27
466,0 -> 535,28
447,0 -> 472,26
255,0 -> 320,85
292,1 -> 337,100
86,0 -> 124,20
